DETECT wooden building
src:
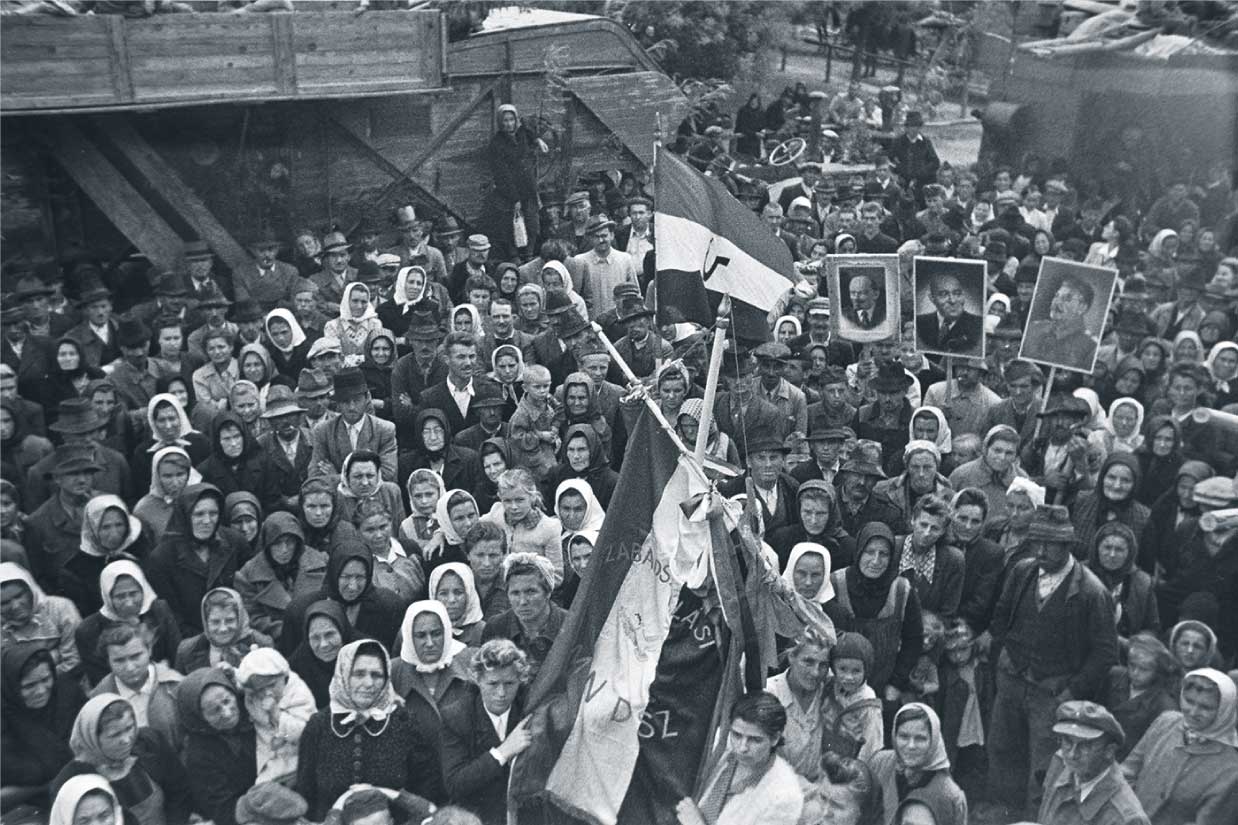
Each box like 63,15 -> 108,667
0,6 -> 686,276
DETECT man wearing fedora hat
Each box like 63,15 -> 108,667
181,238 -> 226,302
453,381 -> 511,453
24,398 -> 131,510
349,216 -> 384,269
230,299 -> 268,349
1020,395 -> 1095,503
65,282 -> 121,369
1,300 -> 55,401
608,294 -> 669,383
712,351 -> 785,453
432,214 -> 466,270
256,385 -> 313,512
234,229 -> 301,312
185,286 -> 237,363
308,368 -> 397,482
890,110 -> 940,192
13,273 -> 73,339
555,190 -> 594,253
568,214 -> 637,320
988,504 -> 1118,814
391,311 -> 447,422
107,319 -> 159,411
447,234 -> 492,305
23,441 -> 106,585
1038,701 -> 1148,825
855,361 -> 915,477
310,231 -> 357,316
127,271 -> 192,329
718,425 -> 800,532
1095,309 -> 1151,374
834,440 -> 903,537
296,368 -> 335,431
389,206 -> 449,286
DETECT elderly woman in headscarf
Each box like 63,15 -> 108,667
1172,329 -> 1205,365
336,450 -> 407,529
60,495 -> 153,614
198,412 -> 265,499
295,639 -> 444,819
401,409 -> 479,496
175,586 -> 273,674
1086,521 -> 1159,648
224,491 -> 263,559
263,308 -> 312,379
52,694 -> 192,825
0,561 -> 82,676
539,260 -> 587,318
1099,354 -> 1147,410
867,703 -> 967,825
1,643 -> 85,798
234,512 -> 328,645
428,561 -> 485,648
480,552 -> 567,677
675,397 -> 740,467
513,282 -> 549,335
324,282 -> 382,368
553,478 -> 605,548
131,392 -> 209,494
485,102 -> 544,258
873,440 -> 953,531
1144,228 -> 1179,280
489,343 -> 525,415
297,474 -> 359,551
450,303 -> 485,339
1203,340 -> 1238,407
1070,452 -> 1151,560
176,667 -> 257,825
360,328 -> 398,418
382,266 -> 449,338
1103,632 -> 1179,760
473,436 -> 512,513
1088,396 -> 1145,460
391,601 -> 474,741
288,599 -> 353,709
134,447 -> 200,540
546,421 -> 619,509
281,545 -> 404,656
75,560 -> 180,686
1123,668 -> 1238,825
351,502 -> 424,603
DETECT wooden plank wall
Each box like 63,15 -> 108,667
447,19 -> 654,77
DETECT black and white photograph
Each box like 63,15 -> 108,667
1019,256 -> 1119,374
912,255 -> 988,359
1,4 -> 1237,825
826,253 -> 900,343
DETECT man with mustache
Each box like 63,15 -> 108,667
1022,274 -> 1102,371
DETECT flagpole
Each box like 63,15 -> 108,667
694,295 -> 731,465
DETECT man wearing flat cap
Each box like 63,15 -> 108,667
568,214 -> 637,320
310,231 -> 357,316
235,782 -> 310,825
754,341 -> 808,440
555,190 -> 594,254
1037,701 -> 1149,825
23,441 -> 105,584
988,504 -> 1118,815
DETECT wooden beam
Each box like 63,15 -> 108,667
103,15 -> 134,103
92,116 -> 253,275
43,118 -> 183,271
270,14 -> 297,96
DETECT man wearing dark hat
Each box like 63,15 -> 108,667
1037,701 -> 1148,825
65,283 -> 121,369
257,385 -> 313,512
855,361 -> 914,477
453,382 -> 510,453
186,287 -> 237,363
589,281 -> 643,344
349,216 -> 384,269
555,190 -> 594,254
1149,265 -> 1206,338
981,360 -> 1045,451
310,231 -> 357,316
107,319 -> 159,411
23,442 -> 105,585
390,206 -> 449,286
1095,309 -> 1150,373
609,295 -> 669,383
24,398 -> 131,509
712,351 -> 785,453
308,368 -> 397,481
988,505 -> 1118,814
613,196 -> 654,263
778,161 -> 823,214
127,271 -> 192,329
718,426 -> 800,532
1,301 -> 55,401
890,110 -> 940,192
13,273 -> 73,338
1022,274 -> 1102,372
431,214 -> 466,271
1020,396 -> 1094,503
447,235 -> 492,304
791,425 -> 852,486
834,440 -> 903,537
181,239 -> 226,302
234,230 -> 302,311
391,312 -> 448,427
568,214 -> 637,320
296,368 -> 335,431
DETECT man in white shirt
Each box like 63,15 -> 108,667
308,367 -> 397,480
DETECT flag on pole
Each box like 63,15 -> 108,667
654,146 -> 795,342
508,411 -> 745,825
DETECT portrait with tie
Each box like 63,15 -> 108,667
913,256 -> 987,359
828,254 -> 899,344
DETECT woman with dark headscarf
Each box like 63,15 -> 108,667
400,408 -> 479,495
1,398 -> 52,483
174,587 -> 273,674
51,694 -> 192,825
43,337 -> 105,424
544,423 -> 620,508
297,475 -> 361,552
1070,452 -> 1151,562
75,560 -> 180,686
735,92 -> 765,157
1,643 -> 85,796
145,483 -> 244,637
484,102 -> 544,259
473,436 -> 512,513
360,328 -> 399,419
60,495 -> 153,614
234,512 -> 328,645
281,546 -> 404,656
1086,521 -> 1159,647
1133,415 -> 1184,507
224,491 -> 263,565
288,599 -> 354,709
198,412 -> 266,500
295,639 -> 443,819
176,668 -> 257,825
824,523 -> 923,699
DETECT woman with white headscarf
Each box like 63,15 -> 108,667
1089,396 -> 1145,458
48,774 -> 125,825
391,601 -> 474,737
324,282 -> 382,368
781,542 -> 835,605
295,639 -> 443,818
486,102 -> 546,259
867,702 -> 967,825
263,308 -> 312,378
60,495 -> 152,614
539,260 -> 588,320
1203,340 -> 1238,406
75,559 -> 181,686
428,562 -> 485,647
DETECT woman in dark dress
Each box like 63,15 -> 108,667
75,560 -> 180,686
175,667 -> 257,825
287,599 -> 354,709
281,546 -> 404,656
735,92 -> 765,157
1,644 -> 85,803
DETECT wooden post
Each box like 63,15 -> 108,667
944,356 -> 954,401
695,296 -> 732,466
1031,365 -> 1056,442
825,41 -> 833,83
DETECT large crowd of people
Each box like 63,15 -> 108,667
1,74 -> 1237,825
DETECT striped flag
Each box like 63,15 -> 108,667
654,146 -> 795,341
509,411 -> 747,825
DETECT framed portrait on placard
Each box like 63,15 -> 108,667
1018,256 -> 1118,375
912,256 -> 988,359
827,254 -> 899,344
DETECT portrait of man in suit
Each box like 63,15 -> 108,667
914,257 -> 986,358
1020,257 -> 1116,374
827,255 -> 899,344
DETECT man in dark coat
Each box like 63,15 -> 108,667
718,428 -> 800,534
889,111 -> 940,191
0,302 -> 54,403
23,443 -> 102,589
486,103 -> 544,259
417,332 -> 494,437
916,269 -> 984,355
391,313 -> 448,428
833,441 -> 904,537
